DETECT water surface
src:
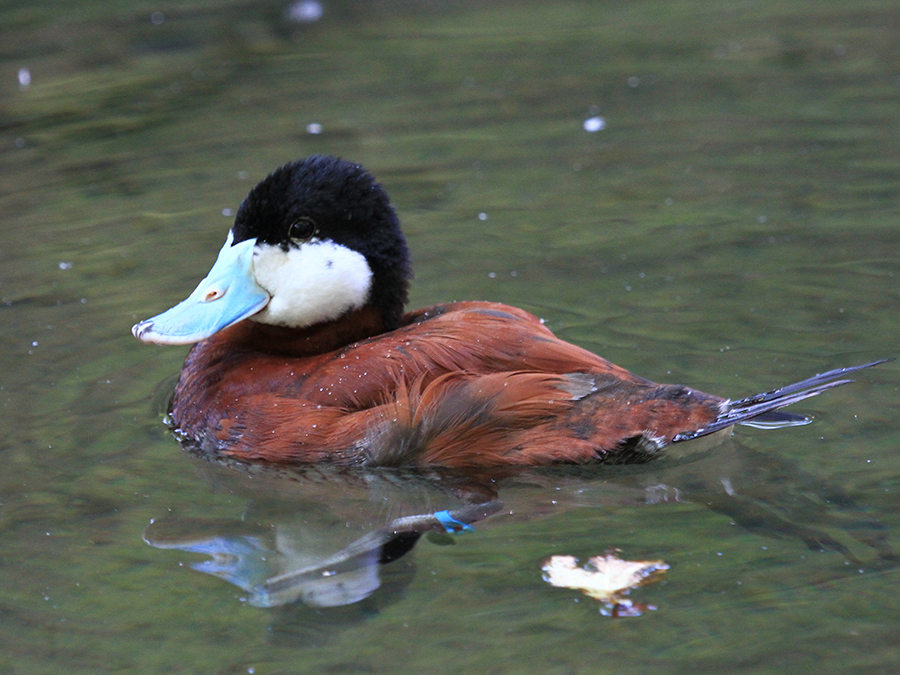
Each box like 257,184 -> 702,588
2,1 -> 899,673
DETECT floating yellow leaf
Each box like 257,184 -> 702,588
542,552 -> 669,616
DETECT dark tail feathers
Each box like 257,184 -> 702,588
672,359 -> 890,443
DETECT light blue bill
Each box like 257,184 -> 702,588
132,231 -> 269,345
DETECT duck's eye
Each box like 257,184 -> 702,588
288,217 -> 316,241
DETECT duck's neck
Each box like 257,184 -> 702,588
219,306 -> 389,357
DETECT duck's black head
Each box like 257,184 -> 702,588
234,155 -> 412,331
132,156 -> 412,346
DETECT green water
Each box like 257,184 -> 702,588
2,0 -> 899,672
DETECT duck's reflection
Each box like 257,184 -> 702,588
143,460 -> 502,607
145,497 -> 500,607
143,437 -> 898,610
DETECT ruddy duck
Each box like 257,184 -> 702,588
133,155 -> 883,467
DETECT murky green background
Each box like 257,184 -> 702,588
2,0 -> 899,673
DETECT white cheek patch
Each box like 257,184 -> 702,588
250,239 -> 373,328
